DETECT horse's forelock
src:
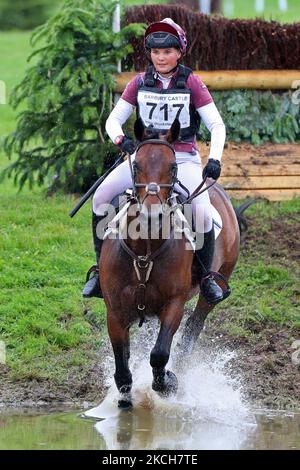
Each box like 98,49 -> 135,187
136,144 -> 175,179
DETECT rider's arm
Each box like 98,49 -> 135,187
188,74 -> 226,162
197,102 -> 226,162
105,98 -> 134,142
105,75 -> 142,143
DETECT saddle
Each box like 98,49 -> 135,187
106,190 -> 221,258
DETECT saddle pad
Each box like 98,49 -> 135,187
105,190 -> 222,241
212,205 -> 222,239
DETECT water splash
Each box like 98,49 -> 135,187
86,319 -> 256,449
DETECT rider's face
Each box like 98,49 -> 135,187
150,48 -> 182,76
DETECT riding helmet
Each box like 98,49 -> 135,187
144,18 -> 188,55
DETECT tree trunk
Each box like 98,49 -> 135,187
211,0 -> 222,13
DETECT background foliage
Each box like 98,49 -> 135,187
2,0 -> 144,193
201,90 -> 300,145
1,1 -> 300,193
0,0 -> 59,30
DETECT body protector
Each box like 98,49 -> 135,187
137,64 -> 200,143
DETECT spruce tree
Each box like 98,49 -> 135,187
2,0 -> 144,192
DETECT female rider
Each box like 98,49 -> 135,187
83,18 -> 226,304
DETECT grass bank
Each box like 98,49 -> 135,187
0,31 -> 106,384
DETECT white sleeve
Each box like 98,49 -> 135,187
105,98 -> 135,143
197,102 -> 226,162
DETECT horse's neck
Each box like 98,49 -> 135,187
127,236 -> 164,257
125,214 -> 171,257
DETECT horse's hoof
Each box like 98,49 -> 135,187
152,370 -> 178,397
118,399 -> 133,410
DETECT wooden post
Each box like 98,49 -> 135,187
113,2 -> 121,74
279,0 -> 288,11
199,0 -> 211,14
113,2 -> 121,104
0,80 -> 6,105
255,0 -> 265,13
224,0 -> 234,16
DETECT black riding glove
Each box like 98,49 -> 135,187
202,158 -> 221,180
119,137 -> 136,155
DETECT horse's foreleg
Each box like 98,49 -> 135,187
107,313 -> 132,409
150,299 -> 184,396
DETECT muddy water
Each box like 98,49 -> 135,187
0,407 -> 299,450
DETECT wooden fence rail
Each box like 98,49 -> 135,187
114,70 -> 300,92
199,142 -> 300,200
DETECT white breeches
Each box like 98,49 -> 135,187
93,151 -> 213,233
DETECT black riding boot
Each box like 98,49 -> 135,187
195,227 -> 224,304
82,212 -> 104,298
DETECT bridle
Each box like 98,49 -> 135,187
121,139 -> 178,314
128,139 -> 178,206
120,138 -> 219,314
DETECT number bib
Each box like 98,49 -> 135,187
137,89 -> 191,131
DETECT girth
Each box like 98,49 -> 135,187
119,227 -> 175,317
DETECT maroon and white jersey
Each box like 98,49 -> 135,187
105,67 -> 225,159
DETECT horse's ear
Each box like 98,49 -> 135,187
166,118 -> 180,144
134,118 -> 146,142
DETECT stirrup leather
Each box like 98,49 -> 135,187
85,265 -> 99,283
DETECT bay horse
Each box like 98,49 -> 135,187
99,119 -> 240,409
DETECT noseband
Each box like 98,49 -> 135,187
128,139 -> 178,205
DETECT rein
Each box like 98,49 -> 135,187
122,138 -> 217,315
121,139 -> 178,315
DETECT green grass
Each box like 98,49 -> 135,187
223,0 -> 300,23
0,30 -> 299,384
0,188 -> 107,380
205,198 -> 300,337
0,31 -> 107,380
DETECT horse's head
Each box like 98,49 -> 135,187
132,118 -> 180,221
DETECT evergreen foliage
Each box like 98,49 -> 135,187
2,0 -> 144,192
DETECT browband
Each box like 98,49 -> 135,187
135,139 -> 175,155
